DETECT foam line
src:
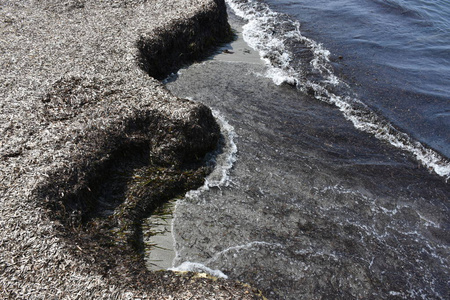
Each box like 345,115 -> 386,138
226,0 -> 450,179
171,108 -> 238,272
169,262 -> 229,279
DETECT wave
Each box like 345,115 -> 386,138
184,107 -> 238,195
171,108 -> 238,275
226,0 -> 450,180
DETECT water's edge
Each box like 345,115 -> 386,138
226,0 -> 450,180
0,0 -> 267,298
165,5 -> 449,299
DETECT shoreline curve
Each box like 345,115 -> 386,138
0,0 -> 264,298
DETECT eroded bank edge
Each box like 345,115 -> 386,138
31,0 -> 264,298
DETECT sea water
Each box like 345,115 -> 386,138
149,1 -> 449,299
226,0 -> 450,177
264,0 -> 450,161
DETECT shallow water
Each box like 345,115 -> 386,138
226,0 -> 450,178
158,12 -> 450,299
268,0 -> 450,159
144,200 -> 177,271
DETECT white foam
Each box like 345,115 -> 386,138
171,241 -> 284,280
183,109 -> 238,200
228,0 -> 301,86
171,109 -> 238,269
206,109 -> 238,188
226,0 -> 450,179
169,261 -> 229,279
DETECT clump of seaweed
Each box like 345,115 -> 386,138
0,0 -> 266,297
137,0 -> 234,79
34,74 -> 221,291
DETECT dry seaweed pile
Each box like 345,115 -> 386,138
0,0 -> 263,298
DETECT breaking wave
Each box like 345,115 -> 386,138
226,0 -> 450,179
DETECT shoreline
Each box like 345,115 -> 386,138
0,0 -> 265,298
152,1 -> 448,298
162,3 -> 450,297
225,0 -> 450,180
143,12 -> 264,272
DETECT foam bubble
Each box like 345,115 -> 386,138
171,109 -> 238,268
226,0 -> 450,179
169,261 -> 228,279
184,108 -> 238,199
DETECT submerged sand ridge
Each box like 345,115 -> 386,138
0,0 -> 264,298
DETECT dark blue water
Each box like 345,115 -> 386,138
267,0 -> 450,158
228,0 -> 450,178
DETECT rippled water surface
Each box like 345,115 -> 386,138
144,3 -> 450,299
161,15 -> 450,298
265,0 -> 450,159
